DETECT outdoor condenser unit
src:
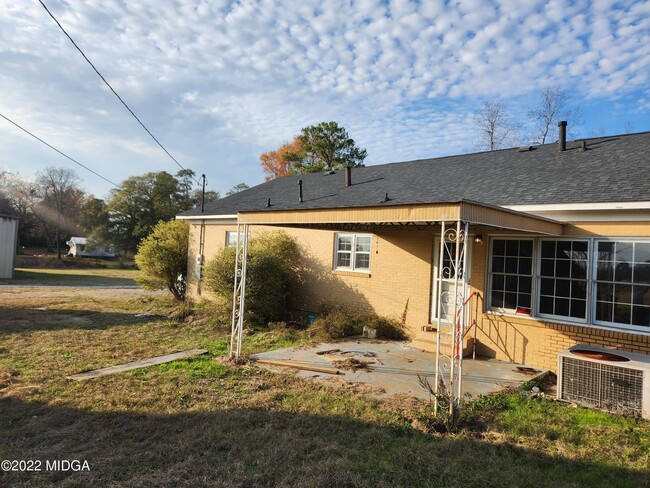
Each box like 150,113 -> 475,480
557,345 -> 650,419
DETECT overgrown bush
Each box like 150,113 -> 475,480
135,219 -> 189,300
310,306 -> 407,341
202,231 -> 300,325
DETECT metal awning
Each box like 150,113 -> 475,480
236,199 -> 564,235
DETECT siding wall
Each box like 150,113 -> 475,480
187,220 -> 650,371
0,216 -> 18,279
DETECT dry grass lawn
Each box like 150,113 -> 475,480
1,285 -> 649,487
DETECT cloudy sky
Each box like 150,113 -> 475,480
1,0 -> 649,198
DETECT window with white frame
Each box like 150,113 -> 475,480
335,234 -> 371,271
226,231 -> 243,248
538,240 -> 588,321
488,239 -> 533,314
594,240 -> 650,329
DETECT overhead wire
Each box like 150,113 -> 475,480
0,112 -> 121,189
38,0 -> 201,185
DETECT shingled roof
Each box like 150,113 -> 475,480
179,131 -> 650,218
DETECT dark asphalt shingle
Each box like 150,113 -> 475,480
179,132 -> 650,217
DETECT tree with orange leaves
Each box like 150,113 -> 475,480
259,137 -> 302,181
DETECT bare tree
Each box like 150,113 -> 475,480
624,122 -> 635,134
527,86 -> 583,144
473,101 -> 520,151
36,167 -> 81,259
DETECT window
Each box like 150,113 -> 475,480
335,234 -> 371,271
488,239 -> 533,314
594,240 -> 650,329
538,240 -> 588,321
226,231 -> 243,248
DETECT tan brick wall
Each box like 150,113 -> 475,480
187,221 -> 650,371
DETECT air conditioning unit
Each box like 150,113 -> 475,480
557,345 -> 650,419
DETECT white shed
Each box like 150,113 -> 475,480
0,214 -> 18,279
66,237 -> 115,258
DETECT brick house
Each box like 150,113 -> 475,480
177,128 -> 650,372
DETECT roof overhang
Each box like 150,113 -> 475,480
236,200 -> 564,235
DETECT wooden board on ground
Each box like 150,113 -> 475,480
255,359 -> 342,375
67,349 -> 209,381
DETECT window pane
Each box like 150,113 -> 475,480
596,302 -> 612,322
337,236 -> 352,251
493,239 -> 506,256
557,241 -> 571,258
634,263 -> 650,284
596,283 -> 613,302
614,303 -> 631,324
504,292 -> 517,310
492,274 -> 504,291
598,241 -> 615,255
491,290 -> 504,308
635,243 -> 650,263
519,258 -> 532,275
614,284 -> 632,304
336,253 -> 351,267
539,295 -> 554,314
555,298 -> 570,316
519,293 -> 531,309
520,240 -> 533,257
632,285 -> 650,305
505,275 -> 518,292
632,306 -> 650,327
597,261 -> 614,281
571,281 -> 587,300
505,240 -> 519,256
555,259 -> 571,278
571,260 -> 587,280
355,236 -> 371,252
570,300 -> 586,319
615,242 -> 633,263
355,253 -> 370,270
541,241 -> 555,258
541,259 -> 555,277
615,262 -> 633,282
492,256 -> 504,273
519,276 -> 532,294
572,241 -> 588,254
556,279 -> 570,298
505,257 -> 518,274
540,278 -> 554,296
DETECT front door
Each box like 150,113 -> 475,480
430,233 -> 471,324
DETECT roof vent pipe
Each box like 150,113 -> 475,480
345,166 -> 352,187
558,121 -> 567,152
298,179 -> 303,203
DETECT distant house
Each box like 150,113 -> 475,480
178,128 -> 650,373
66,237 -> 115,258
0,214 -> 18,279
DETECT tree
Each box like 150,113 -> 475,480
473,101 -> 520,151
36,167 -> 82,259
259,137 -> 302,181
135,219 -> 189,300
226,183 -> 249,196
82,171 -> 187,256
176,169 -> 196,211
527,86 -> 583,144
286,121 -> 367,173
191,189 -> 219,208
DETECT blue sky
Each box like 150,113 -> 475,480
1,0 -> 649,198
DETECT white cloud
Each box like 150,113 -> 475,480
0,0 -> 648,197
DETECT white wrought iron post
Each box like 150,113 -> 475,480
456,221 -> 470,408
230,223 -> 249,359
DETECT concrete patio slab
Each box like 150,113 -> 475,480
252,338 -> 543,399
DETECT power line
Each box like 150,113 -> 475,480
38,0 -> 200,185
0,112 -> 121,188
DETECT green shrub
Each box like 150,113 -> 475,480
135,219 -> 189,300
202,231 -> 300,325
310,307 -> 407,341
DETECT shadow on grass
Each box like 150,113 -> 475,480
0,396 -> 647,488
2,270 -> 137,287
0,308 -> 160,334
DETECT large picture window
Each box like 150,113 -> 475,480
594,241 -> 650,328
488,239 -> 533,313
538,240 -> 588,321
335,234 -> 371,271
